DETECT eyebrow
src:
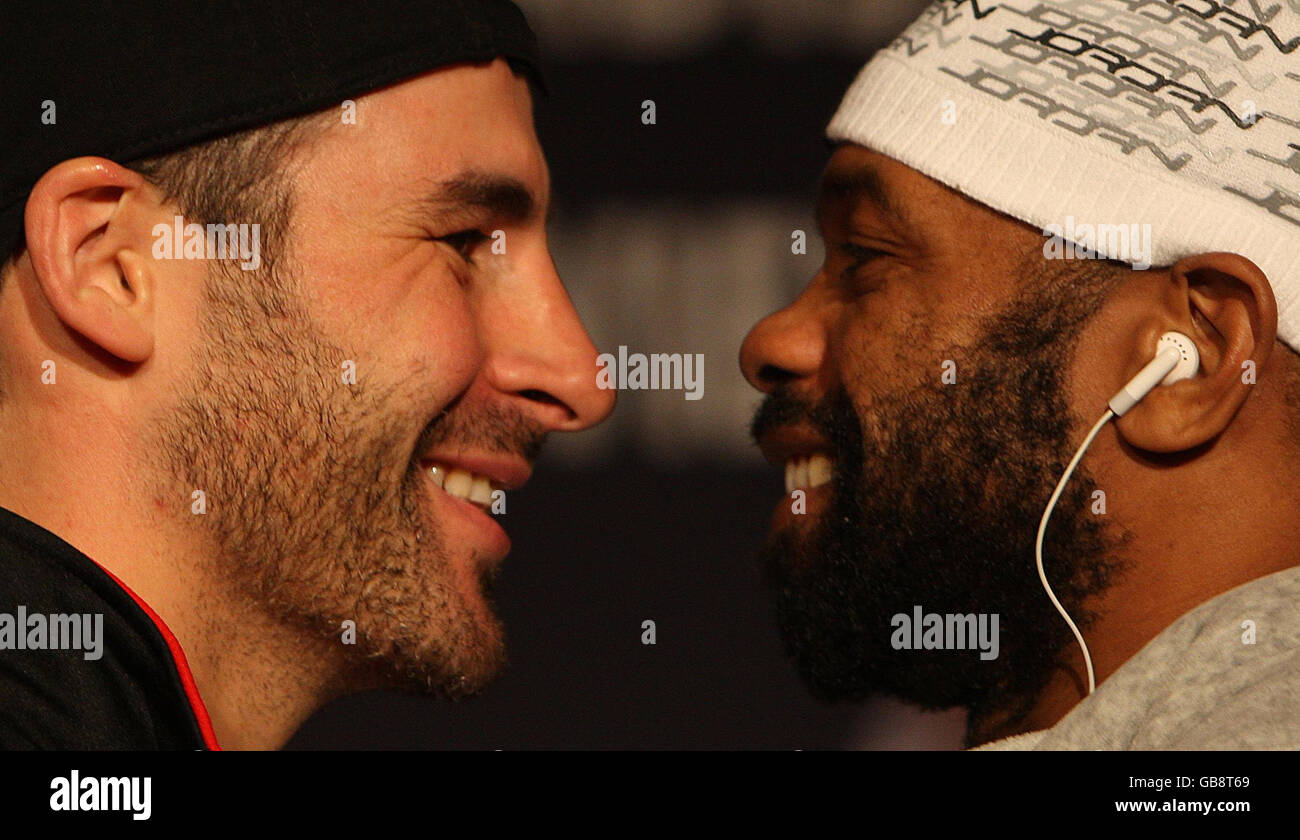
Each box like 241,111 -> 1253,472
412,171 -> 543,227
815,165 -> 905,232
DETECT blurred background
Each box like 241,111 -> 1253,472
291,0 -> 966,749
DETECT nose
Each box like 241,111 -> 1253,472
740,284 -> 829,395
482,246 -> 616,432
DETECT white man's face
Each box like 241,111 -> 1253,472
154,59 -> 614,696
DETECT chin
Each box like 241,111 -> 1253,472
402,590 -> 507,698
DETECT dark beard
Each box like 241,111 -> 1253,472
753,268 -> 1130,738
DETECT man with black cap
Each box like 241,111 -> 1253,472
0,1 -> 613,749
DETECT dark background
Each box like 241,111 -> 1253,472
290,0 -> 964,749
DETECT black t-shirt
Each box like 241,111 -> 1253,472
0,506 -> 218,749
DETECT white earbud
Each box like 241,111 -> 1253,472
1038,330 -> 1199,696
1107,331 -> 1200,417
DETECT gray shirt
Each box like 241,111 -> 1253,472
976,565 -> 1300,750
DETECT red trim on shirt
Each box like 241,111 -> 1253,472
91,564 -> 222,751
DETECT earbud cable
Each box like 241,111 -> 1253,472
1035,407 -> 1114,696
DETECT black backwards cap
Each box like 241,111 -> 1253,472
0,0 -> 545,258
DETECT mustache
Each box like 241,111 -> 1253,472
414,401 -> 549,464
749,387 -> 856,448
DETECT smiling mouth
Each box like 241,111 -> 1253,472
424,463 -> 505,512
784,453 -> 834,494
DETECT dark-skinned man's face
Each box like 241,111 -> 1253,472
740,145 -> 1130,732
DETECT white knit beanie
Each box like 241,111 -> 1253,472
828,0 -> 1300,352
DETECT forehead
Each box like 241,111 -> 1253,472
817,144 -> 1041,252
305,59 -> 548,204
817,145 -> 930,230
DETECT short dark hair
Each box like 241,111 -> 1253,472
1279,342 -> 1300,444
2,108 -> 331,288
0,109 -> 332,405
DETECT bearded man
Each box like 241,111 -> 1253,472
743,0 -> 1300,749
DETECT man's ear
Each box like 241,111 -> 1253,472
1114,252 -> 1277,453
23,156 -> 158,363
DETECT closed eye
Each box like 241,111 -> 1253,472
436,229 -> 491,263
839,242 -> 888,278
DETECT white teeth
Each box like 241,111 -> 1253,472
428,463 -> 499,509
808,454 -> 833,489
442,469 -> 474,500
469,475 -> 492,505
783,454 -> 834,493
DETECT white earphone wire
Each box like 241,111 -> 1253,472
1035,407 -> 1115,696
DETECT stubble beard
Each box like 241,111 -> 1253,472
150,262 -> 508,701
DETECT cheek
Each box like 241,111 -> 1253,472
832,286 -> 918,391
392,277 -> 482,399
848,276 -> 988,391
330,252 -> 483,390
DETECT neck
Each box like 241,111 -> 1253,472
0,426 -> 345,749
969,428 -> 1300,747
178,594 -> 348,750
